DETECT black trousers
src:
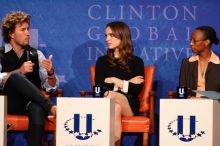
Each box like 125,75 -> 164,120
3,72 -> 53,146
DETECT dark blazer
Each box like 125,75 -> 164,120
179,57 -> 220,96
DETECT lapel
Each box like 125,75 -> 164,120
191,61 -> 198,90
206,62 -> 213,76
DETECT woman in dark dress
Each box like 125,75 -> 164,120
95,21 -> 144,145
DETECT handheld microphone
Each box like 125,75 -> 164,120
26,50 -> 30,61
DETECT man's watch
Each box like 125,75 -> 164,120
47,68 -> 54,76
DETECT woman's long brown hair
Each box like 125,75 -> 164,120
106,21 -> 134,71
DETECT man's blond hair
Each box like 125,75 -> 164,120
1,11 -> 30,43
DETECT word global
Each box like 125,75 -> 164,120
88,46 -> 193,61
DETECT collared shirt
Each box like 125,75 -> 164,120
0,43 -> 59,92
189,51 -> 220,97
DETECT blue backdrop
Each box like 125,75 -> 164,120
1,0 -> 220,146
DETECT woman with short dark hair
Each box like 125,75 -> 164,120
179,26 -> 220,97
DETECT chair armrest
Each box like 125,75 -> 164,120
80,91 -> 93,97
54,89 -> 63,97
168,91 -> 176,99
149,91 -> 155,133
41,89 -> 63,99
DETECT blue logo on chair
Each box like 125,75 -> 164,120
168,115 -> 205,142
64,114 -> 102,140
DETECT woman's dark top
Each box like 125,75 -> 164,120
179,52 -> 220,96
95,55 -> 144,115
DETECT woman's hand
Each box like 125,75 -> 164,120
104,77 -> 114,84
105,77 -> 121,84
105,77 -> 123,88
129,76 -> 144,84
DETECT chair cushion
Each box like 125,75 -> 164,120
122,116 -> 150,132
7,115 -> 56,131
